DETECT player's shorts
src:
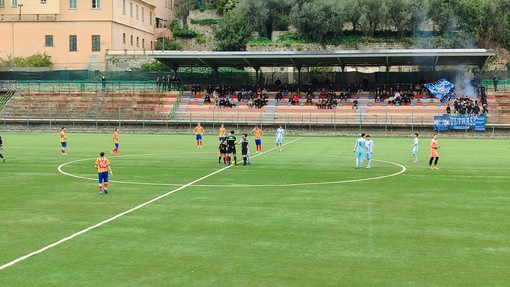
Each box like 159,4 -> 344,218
98,171 -> 109,184
356,151 -> 365,159
276,137 -> 283,144
227,145 -> 236,154
219,147 -> 226,154
61,142 -> 67,148
242,148 -> 248,156
412,147 -> 418,154
196,134 -> 203,141
255,139 -> 262,145
219,137 -> 225,142
115,143 -> 119,148
366,152 -> 373,159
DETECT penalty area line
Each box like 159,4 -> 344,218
0,138 -> 301,271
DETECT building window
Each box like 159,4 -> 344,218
41,0 -> 47,4
123,33 -> 126,44
69,35 -> 77,51
141,7 -> 144,22
129,2 -> 132,17
0,0 -> 4,7
150,41 -> 153,50
136,37 -> 139,47
69,0 -> 77,9
92,35 -> 101,51
130,35 -> 133,46
11,0 -> 17,8
122,0 -> 125,15
142,39 -> 145,49
136,5 -> 139,20
92,0 -> 100,9
45,35 -> 53,47
149,12 -> 152,25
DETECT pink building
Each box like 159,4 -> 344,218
0,0 -> 174,70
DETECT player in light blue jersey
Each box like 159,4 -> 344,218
276,125 -> 285,151
412,133 -> 419,162
365,134 -> 374,168
353,133 -> 366,169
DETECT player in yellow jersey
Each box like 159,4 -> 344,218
193,122 -> 204,148
95,152 -> 113,195
111,128 -> 120,156
252,125 -> 264,153
60,127 -> 69,155
218,123 -> 226,142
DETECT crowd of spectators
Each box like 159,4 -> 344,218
452,97 -> 484,116
189,81 -> 488,113
195,84 -> 269,109
156,75 -> 181,92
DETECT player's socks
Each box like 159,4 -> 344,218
218,156 -> 221,163
234,156 -> 237,165
104,183 -> 108,194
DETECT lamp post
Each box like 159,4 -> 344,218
18,4 -> 23,21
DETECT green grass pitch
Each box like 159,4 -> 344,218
0,131 -> 508,286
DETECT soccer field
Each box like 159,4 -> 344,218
0,132 -> 508,286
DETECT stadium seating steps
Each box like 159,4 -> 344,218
2,91 -> 178,120
3,89 -> 507,122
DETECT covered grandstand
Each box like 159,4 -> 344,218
2,48 -> 508,132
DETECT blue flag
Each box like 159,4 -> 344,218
424,78 -> 455,103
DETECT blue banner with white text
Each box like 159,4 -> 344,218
433,116 -> 486,131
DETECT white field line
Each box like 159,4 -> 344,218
0,138 -> 300,271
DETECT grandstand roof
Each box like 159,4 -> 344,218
152,49 -> 495,71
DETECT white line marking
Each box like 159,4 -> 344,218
57,148 -> 405,188
0,138 -> 300,271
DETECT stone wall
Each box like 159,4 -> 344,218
106,54 -> 154,71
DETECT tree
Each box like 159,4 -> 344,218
359,0 -> 388,37
428,0 -> 458,35
236,0 -> 294,38
343,0 -> 363,33
0,52 -> 53,68
214,12 -> 253,51
174,0 -> 195,22
386,0 -> 414,37
290,0 -> 346,43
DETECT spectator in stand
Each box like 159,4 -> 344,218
306,93 -> 313,105
492,74 -> 499,91
473,101 -> 480,116
292,94 -> 300,105
320,87 -> 327,98
352,99 -> 358,109
275,90 -> 283,102
161,76 -> 167,91
446,104 -> 451,116
156,76 -> 162,92
275,78 -> 282,90
204,94 -> 211,105
101,75 -> 107,91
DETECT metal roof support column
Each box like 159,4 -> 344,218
341,65 -> 346,87
386,65 -> 390,86
297,66 -> 302,86
214,67 -> 219,85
